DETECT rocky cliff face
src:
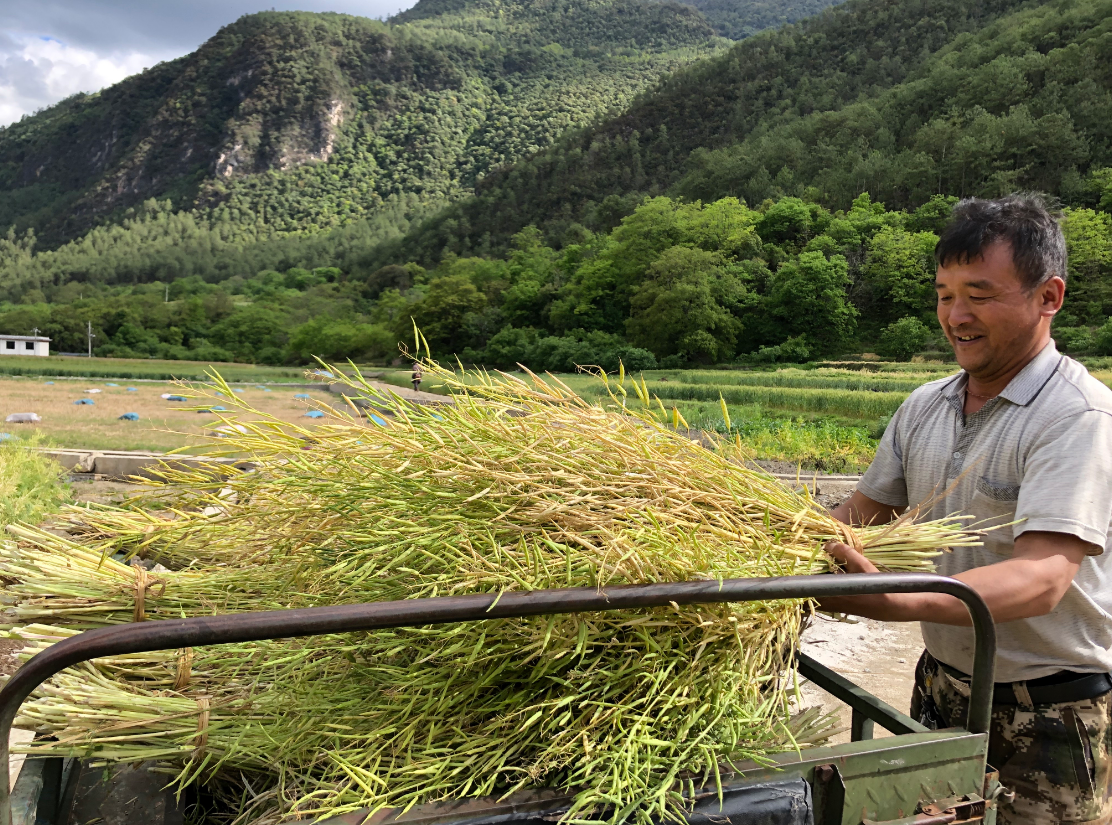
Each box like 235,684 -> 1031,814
0,4 -> 718,245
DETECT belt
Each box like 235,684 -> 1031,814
937,659 -> 1112,705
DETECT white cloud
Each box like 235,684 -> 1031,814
0,1 -> 422,128
0,33 -> 164,126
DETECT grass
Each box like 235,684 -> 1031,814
648,368 -> 940,393
0,355 -> 314,382
0,378 -> 346,453
0,434 -> 70,526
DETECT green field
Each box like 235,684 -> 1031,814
17,356 -> 1110,474
398,362 -> 967,473
0,355 -> 312,383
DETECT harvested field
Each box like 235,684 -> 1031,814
0,378 -> 343,452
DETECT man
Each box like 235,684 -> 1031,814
821,194 -> 1112,824
411,361 -> 423,393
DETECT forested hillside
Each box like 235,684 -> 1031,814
681,0 -> 847,39
0,1 -> 720,247
3,190 -> 1109,369
1,0 -> 1111,371
386,0 -> 1112,262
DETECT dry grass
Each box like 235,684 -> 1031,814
0,378 -> 340,452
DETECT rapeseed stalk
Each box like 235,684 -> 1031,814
0,357 -> 978,824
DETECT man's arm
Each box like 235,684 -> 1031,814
830,490 -> 903,527
819,531 -> 1091,625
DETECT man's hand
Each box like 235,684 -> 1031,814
819,539 -> 909,619
819,531 -> 1093,625
824,539 -> 878,574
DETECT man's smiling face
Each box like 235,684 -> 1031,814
935,241 -> 1060,380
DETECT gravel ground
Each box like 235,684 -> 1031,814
798,614 -> 924,744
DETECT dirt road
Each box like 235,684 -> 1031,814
799,614 -> 924,743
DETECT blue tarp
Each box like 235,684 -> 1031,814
233,388 -> 244,393
106,383 -> 119,387
0,433 -> 13,442
74,399 -> 94,405
127,387 -> 137,392
369,414 -> 387,426
165,395 -> 187,402
118,412 -> 140,421
294,393 -> 311,399
43,381 -> 54,385
303,410 -> 325,419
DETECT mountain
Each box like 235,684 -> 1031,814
0,0 -> 1109,368
382,0 -> 1112,265
0,2 -> 720,247
681,0 -> 849,39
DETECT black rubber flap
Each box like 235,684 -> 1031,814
682,778 -> 813,825
317,778 -> 814,825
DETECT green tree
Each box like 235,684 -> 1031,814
625,246 -> 751,362
405,275 -> 488,355
877,317 -> 934,360
765,251 -> 856,355
861,226 -> 939,326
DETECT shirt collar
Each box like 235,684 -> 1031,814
940,340 -> 1061,409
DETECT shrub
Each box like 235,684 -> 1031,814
1093,320 -> 1112,356
877,317 -> 933,361
746,335 -> 811,364
1055,326 -> 1094,353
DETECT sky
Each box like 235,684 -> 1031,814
0,1 -> 419,127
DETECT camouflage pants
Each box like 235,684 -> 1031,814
913,651 -> 1112,824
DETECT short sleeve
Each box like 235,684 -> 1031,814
857,403 -> 910,508
1015,410 -> 1112,554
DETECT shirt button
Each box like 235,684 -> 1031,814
953,451 -> 962,459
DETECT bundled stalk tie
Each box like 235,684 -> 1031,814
836,521 -> 864,554
174,648 -> 194,691
130,562 -> 165,623
193,695 -> 210,761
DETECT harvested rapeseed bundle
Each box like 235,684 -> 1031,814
0,360 -> 979,824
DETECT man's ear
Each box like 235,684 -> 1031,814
1039,276 -> 1066,317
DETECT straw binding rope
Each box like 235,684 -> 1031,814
193,696 -> 210,762
130,562 -> 165,622
174,648 -> 194,691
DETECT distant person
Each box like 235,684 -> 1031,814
411,362 -> 422,393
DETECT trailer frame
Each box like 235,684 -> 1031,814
0,573 -> 998,825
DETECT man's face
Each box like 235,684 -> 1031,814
935,241 -> 1063,379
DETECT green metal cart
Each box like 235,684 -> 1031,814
0,572 -> 1003,825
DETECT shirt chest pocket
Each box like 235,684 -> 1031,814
970,477 -> 1021,557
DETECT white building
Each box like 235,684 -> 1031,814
0,335 -> 50,356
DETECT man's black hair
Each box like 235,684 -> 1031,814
934,194 -> 1067,290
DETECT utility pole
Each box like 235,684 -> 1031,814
86,321 -> 95,358
165,283 -> 169,303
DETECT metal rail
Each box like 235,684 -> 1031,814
0,573 -> 996,825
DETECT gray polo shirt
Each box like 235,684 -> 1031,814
858,341 -> 1112,682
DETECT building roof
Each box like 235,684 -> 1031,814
0,335 -> 51,342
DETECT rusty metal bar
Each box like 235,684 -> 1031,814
0,573 -> 996,825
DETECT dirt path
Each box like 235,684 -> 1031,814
336,378 -> 451,405
798,614 -> 924,743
